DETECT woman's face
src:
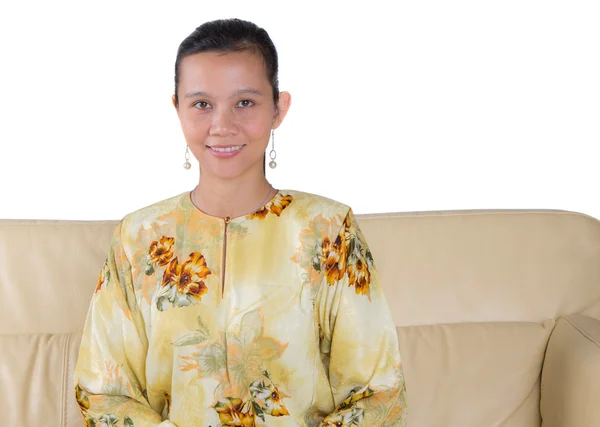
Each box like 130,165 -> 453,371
175,50 -> 290,181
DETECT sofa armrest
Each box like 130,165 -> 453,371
540,314 -> 600,427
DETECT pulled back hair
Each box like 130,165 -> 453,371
174,18 -> 280,108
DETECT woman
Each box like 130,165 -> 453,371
74,18 -> 407,427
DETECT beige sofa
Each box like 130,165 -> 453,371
2,209 -> 600,426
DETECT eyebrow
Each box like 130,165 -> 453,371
184,88 -> 264,99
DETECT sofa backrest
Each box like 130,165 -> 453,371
357,209 -> 600,425
2,209 -> 599,426
358,209 -> 600,325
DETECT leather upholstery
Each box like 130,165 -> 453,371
541,315 -> 600,426
2,209 -> 600,426
396,320 -> 554,425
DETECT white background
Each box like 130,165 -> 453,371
0,1 -> 598,220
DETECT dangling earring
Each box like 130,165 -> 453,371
269,130 -> 277,169
183,145 -> 191,170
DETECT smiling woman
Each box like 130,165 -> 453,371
174,50 -> 290,185
73,18 -> 407,427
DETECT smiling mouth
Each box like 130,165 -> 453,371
208,145 -> 244,153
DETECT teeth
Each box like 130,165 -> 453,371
211,145 -> 242,153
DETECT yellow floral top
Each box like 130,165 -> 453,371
74,190 -> 407,427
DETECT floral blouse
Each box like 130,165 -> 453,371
74,190 -> 407,427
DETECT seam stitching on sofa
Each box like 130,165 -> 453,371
62,333 -> 72,427
2,208 -> 599,224
565,317 -> 600,348
357,209 -> 598,221
503,375 -> 541,424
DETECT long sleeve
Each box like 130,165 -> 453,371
74,222 -> 176,427
316,209 -> 407,427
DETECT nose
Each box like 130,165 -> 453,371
209,107 -> 237,136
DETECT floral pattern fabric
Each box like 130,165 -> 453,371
74,190 -> 407,427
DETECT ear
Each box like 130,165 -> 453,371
171,95 -> 179,111
272,91 -> 292,129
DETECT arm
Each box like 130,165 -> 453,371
316,209 -> 407,427
540,314 -> 600,427
74,222 -> 176,427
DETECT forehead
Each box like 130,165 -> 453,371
178,50 -> 270,91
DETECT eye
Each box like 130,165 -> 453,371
236,99 -> 255,108
193,101 -> 211,109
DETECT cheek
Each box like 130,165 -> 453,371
236,111 -> 273,138
241,122 -> 271,140
179,113 -> 210,138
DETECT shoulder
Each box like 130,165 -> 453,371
282,189 -> 351,219
117,191 -> 189,243
122,191 -> 188,224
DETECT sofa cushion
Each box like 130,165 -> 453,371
397,320 -> 554,427
541,315 -> 600,426
0,333 -> 82,426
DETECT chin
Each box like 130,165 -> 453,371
204,163 -> 262,181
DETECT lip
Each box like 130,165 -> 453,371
207,144 -> 245,158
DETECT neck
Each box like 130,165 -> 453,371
193,173 -> 275,219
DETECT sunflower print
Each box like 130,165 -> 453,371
249,205 -> 269,220
246,193 -> 293,220
347,258 -> 371,296
157,252 -> 211,310
320,407 -> 364,427
342,214 -> 375,299
211,371 -> 290,426
320,386 -> 374,427
213,397 -> 255,427
269,193 -> 293,216
322,234 -> 347,286
249,371 -> 290,419
149,236 -> 175,265
291,213 -> 343,291
316,211 -> 375,298
145,236 -> 175,275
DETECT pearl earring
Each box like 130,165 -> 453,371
183,145 -> 191,170
269,130 -> 277,169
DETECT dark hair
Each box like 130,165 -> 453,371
174,18 -> 280,108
